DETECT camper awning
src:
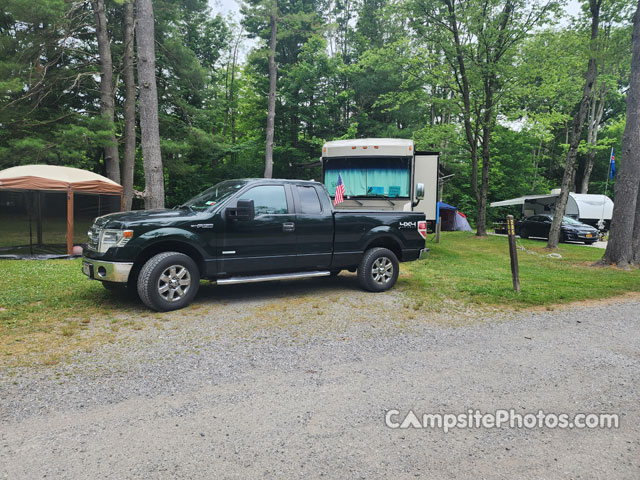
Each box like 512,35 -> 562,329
490,194 -> 556,207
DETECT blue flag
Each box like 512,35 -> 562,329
610,147 -> 615,179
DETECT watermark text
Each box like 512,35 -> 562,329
384,409 -> 619,433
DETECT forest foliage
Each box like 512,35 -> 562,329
0,0 -> 634,225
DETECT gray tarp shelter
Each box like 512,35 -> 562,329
0,165 -> 123,256
490,192 -> 613,229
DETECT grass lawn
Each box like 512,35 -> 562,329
402,232 -> 640,308
1,231 -> 639,367
0,260 -> 148,368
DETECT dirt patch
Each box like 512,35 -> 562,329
528,291 -> 640,312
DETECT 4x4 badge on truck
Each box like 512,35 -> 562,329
399,221 -> 416,228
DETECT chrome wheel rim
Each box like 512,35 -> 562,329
371,257 -> 393,284
158,265 -> 191,302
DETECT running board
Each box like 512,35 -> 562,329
215,270 -> 331,285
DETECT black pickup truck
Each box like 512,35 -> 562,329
82,179 -> 428,311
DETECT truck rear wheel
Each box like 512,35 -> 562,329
357,247 -> 399,292
137,252 -> 200,312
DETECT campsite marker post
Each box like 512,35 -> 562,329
506,215 -> 520,293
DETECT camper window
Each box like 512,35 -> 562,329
323,157 -> 411,198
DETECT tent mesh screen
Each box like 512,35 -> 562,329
0,190 -> 121,257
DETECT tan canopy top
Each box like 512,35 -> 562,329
0,165 -> 123,194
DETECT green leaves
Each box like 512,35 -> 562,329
0,0 -> 633,212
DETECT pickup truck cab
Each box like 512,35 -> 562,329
82,179 -> 428,311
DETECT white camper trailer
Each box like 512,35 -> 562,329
321,138 -> 439,221
490,191 -> 614,229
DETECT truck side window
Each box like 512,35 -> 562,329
297,186 -> 322,214
238,185 -> 288,215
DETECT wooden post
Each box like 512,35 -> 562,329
506,215 -> 520,292
66,186 -> 74,255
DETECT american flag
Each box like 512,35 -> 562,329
334,173 -> 345,206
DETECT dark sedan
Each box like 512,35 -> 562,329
516,214 -> 599,244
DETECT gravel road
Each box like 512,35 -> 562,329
1,275 -> 639,479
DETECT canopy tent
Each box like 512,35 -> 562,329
490,192 -> 613,229
0,165 -> 123,256
438,201 -> 472,232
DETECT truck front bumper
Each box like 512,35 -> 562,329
82,258 -> 133,283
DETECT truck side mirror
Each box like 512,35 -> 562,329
226,199 -> 255,221
416,183 -> 425,200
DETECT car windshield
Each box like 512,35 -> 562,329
562,216 -> 582,225
180,180 -> 247,211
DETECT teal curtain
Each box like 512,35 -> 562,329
324,169 -> 367,196
367,168 -> 409,197
324,167 -> 409,197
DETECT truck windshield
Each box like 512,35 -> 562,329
180,180 -> 247,211
323,157 -> 411,198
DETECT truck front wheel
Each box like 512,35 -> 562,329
137,252 -> 200,312
357,247 -> 399,292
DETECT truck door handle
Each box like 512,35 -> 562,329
282,222 -> 295,232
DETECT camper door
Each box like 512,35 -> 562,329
413,153 -> 439,221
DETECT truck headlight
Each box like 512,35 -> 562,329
99,229 -> 134,253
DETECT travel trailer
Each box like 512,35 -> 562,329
490,190 -> 614,229
321,138 -> 439,222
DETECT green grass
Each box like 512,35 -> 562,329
0,259 -> 143,367
402,232 -> 640,308
1,232 -> 639,366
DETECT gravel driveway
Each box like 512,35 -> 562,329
1,275 -> 639,479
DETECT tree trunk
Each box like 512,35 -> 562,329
580,88 -> 606,193
231,44 -> 237,147
91,0 -> 120,183
547,0 -> 601,249
633,185 -> 640,264
223,33 -> 240,142
602,0 -> 640,266
264,2 -> 278,179
445,0 -> 479,222
580,151 -> 596,194
136,0 -> 164,209
122,0 -> 136,211
477,89 -> 494,237
476,146 -> 490,236
223,44 -> 231,137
